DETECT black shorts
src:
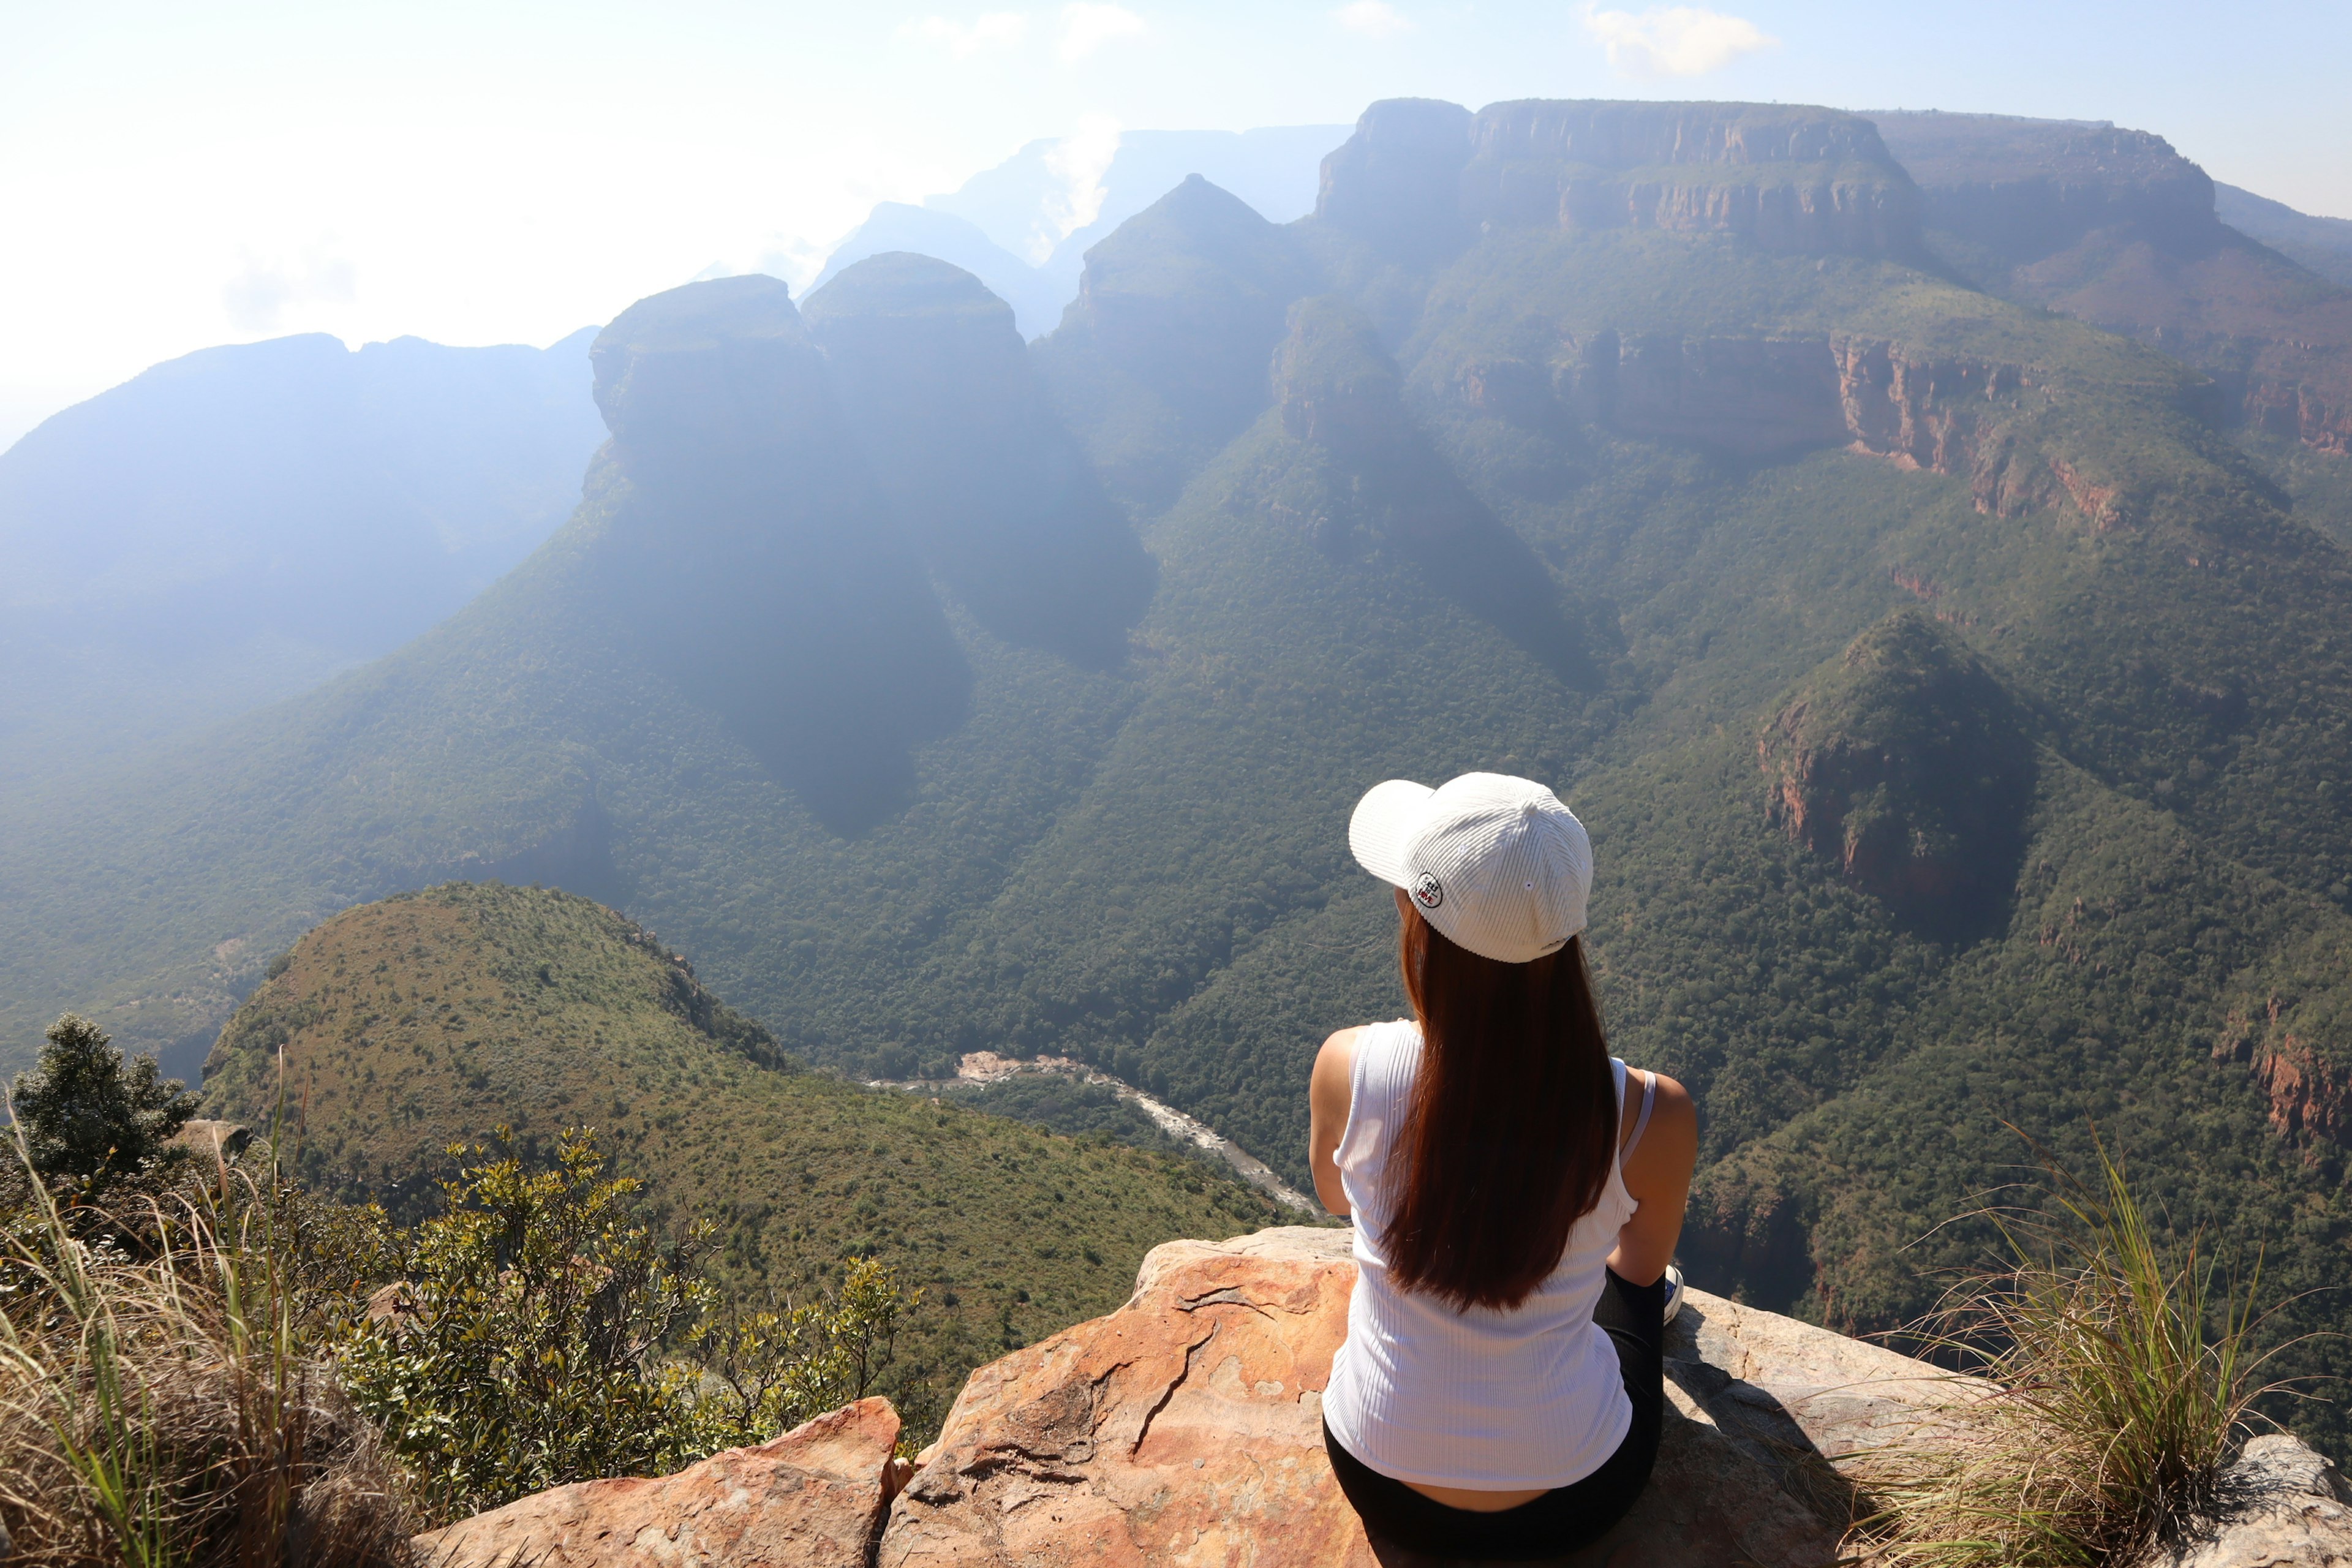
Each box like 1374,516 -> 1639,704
1322,1267 -> 1666,1562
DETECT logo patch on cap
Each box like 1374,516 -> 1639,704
1412,872 -> 1444,909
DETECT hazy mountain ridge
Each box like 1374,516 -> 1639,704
0,328 -> 604,789
7,92 -> 2352,1453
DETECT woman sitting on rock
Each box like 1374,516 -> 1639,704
1312,772 -> 1697,1562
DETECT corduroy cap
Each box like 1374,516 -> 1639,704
1349,773 -> 1592,964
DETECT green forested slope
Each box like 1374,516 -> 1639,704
203,881 -> 1285,1420
6,94 -> 2351,1451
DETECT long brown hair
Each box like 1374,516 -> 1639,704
1384,902 -> 1616,1311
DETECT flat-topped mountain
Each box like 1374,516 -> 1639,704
9,92 -> 2352,1457
1318,97 -> 1920,263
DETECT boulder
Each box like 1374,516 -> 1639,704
878,1226 -> 1956,1567
2154,1434 -> 2352,1568
415,1396 -> 903,1568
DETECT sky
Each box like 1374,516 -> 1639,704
4,0 -> 2346,448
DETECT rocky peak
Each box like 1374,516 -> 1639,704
804,254 -> 1153,663
1038,174 -> 1317,504
590,275 -> 843,486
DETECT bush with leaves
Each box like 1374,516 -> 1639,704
687,1255 -> 917,1452
336,1128 -> 715,1521
336,1126 -> 921,1523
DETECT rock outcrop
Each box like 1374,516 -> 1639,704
426,1228 -> 2352,1567
883,1226 -> 1950,1567
1758,611 -> 2035,938
2217,984 -> 2352,1153
418,1397 -> 905,1568
1317,98 -> 1922,261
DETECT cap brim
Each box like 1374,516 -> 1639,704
1349,779 -> 1435,888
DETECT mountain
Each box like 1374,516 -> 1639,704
812,124 -> 1352,345
924,124 -> 1349,282
202,880 -> 1285,1410
0,330 -> 604,790
8,94 -> 2352,1454
2215,183 -> 2352,290
808,205 -> 1066,338
1871,111 -> 2352,458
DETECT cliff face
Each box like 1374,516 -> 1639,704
1455,327 -> 2078,520
1317,97 -> 1923,261
1874,110 -> 2352,456
2217,988 -> 2352,1152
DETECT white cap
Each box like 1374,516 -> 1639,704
1349,773 -> 1592,964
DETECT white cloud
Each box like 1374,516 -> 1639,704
1058,3 -> 1145,62
1580,4 -> 1776,78
221,248 -> 356,334
1333,1 -> 1412,38
897,12 -> 1030,58
1033,114 -> 1122,260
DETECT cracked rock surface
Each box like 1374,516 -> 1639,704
879,1226 -> 1960,1567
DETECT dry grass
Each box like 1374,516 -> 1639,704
1848,1138 -> 2310,1568
0,1133 -> 416,1567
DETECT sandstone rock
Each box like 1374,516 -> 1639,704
881,1227 -> 1373,1568
878,1226 -> 1964,1567
416,1396 -> 902,1568
2154,1434 -> 2352,1568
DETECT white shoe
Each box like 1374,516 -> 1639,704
1662,1263 -> 1685,1325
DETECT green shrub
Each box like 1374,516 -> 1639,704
336,1125 -> 921,1524
335,1127 -> 715,1522
9,1014 -> 198,1202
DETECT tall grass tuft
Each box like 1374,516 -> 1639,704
1851,1136 -> 2307,1568
0,1122 -> 415,1567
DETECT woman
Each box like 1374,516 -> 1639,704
1311,772 -> 1697,1561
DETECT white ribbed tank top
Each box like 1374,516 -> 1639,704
1322,1019 -> 1642,1490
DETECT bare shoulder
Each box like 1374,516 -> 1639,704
1311,1026 -> 1368,1098
1623,1069 -> 1698,1186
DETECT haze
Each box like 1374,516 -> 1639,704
3,0 -> 2344,448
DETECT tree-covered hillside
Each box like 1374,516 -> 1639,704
202,881 -> 1286,1420
6,94 -> 2351,1452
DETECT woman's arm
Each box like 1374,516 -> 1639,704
1308,1026 -> 1365,1217
1607,1071 -> 1697,1286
